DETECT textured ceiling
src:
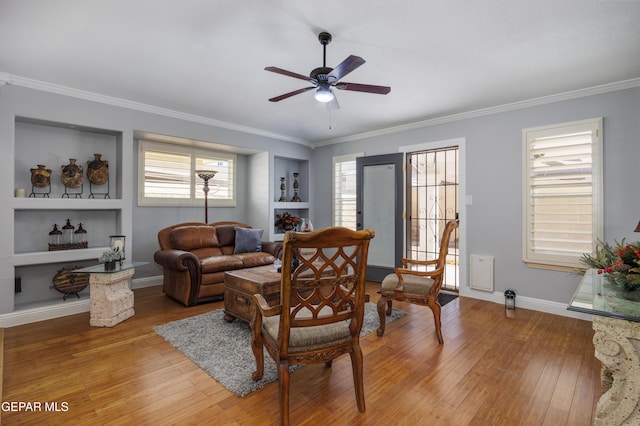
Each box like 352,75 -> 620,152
1,0 -> 639,145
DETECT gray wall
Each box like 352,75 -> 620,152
3,82 -> 638,310
311,88 -> 640,304
1,84 -> 312,301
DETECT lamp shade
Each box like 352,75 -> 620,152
314,85 -> 334,103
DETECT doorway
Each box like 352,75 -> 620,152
356,153 -> 403,281
406,146 -> 460,291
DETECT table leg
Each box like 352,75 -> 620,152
592,315 -> 640,425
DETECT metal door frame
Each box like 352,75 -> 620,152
356,153 -> 403,281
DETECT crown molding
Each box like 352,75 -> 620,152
312,77 -> 640,148
1,73 -> 311,146
4,72 -> 638,149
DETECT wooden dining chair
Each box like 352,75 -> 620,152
377,219 -> 459,344
250,227 -> 375,426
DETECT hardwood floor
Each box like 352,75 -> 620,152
1,283 -> 600,425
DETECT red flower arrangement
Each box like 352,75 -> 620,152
597,242 -> 640,290
275,212 -> 300,232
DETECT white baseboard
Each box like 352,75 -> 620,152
131,276 -> 163,289
0,299 -> 90,328
459,287 -> 592,322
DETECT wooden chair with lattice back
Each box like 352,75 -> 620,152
251,227 -> 375,426
377,219 -> 459,344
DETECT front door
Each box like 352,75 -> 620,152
356,153 -> 403,281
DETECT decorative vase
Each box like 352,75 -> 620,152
30,164 -> 51,188
291,172 -> 301,202
61,159 -> 83,188
104,260 -> 116,271
300,218 -> 313,232
87,153 -> 109,185
278,177 -> 287,202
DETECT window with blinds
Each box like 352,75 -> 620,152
522,118 -> 602,270
138,140 -> 236,207
332,154 -> 361,229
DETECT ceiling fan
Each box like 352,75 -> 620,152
265,32 -> 391,110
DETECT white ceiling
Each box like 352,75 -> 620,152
1,0 -> 639,145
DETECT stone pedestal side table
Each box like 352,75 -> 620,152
89,268 -> 134,327
568,269 -> 640,426
592,316 -> 640,426
75,262 -> 145,327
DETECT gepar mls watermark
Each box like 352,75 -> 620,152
2,401 -> 69,412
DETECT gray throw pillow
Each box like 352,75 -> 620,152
234,227 -> 263,253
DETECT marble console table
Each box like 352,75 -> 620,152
75,262 -> 146,327
568,269 -> 640,425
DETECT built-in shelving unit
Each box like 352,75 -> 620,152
2,116 -> 131,326
247,153 -> 311,241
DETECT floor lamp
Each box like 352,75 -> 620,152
196,170 -> 217,223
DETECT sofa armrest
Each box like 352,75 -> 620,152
261,241 -> 283,260
154,249 -> 200,272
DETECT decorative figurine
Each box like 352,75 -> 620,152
30,164 -> 51,197
291,172 -> 301,202
61,159 -> 83,198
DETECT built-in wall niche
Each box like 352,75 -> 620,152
14,209 -> 120,254
273,156 -> 310,203
14,118 -> 120,199
274,207 -> 311,235
14,261 -> 95,308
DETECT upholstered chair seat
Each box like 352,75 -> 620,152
262,306 -> 351,348
381,273 -> 435,296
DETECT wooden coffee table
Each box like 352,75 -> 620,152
223,264 -> 367,323
223,265 -> 282,323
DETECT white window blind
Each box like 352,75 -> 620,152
144,149 -> 191,199
522,118 -> 602,269
138,140 -> 236,207
333,154 -> 361,229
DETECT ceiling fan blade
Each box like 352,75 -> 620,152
335,82 -> 391,95
327,55 -> 365,82
268,86 -> 315,102
265,66 -> 313,82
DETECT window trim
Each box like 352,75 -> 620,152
522,118 -> 603,270
137,140 -> 237,207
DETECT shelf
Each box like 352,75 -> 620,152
273,202 -> 310,209
13,246 -> 109,266
3,110 -> 132,325
12,198 -> 124,210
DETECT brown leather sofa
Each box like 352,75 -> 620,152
154,221 -> 282,306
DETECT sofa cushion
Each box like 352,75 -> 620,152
170,226 -> 219,251
234,227 -> 263,253
200,255 -> 244,273
233,252 -> 276,268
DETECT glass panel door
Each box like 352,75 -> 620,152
407,147 -> 459,291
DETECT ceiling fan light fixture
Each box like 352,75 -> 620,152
314,85 -> 334,103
